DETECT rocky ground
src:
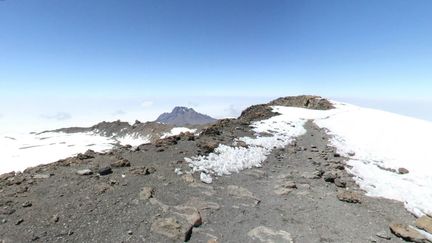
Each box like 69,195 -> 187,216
1,96 -> 431,242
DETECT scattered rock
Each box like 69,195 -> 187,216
323,171 -> 338,182
139,187 -> 154,200
334,153 -> 341,158
337,191 -> 361,204
182,174 -> 195,183
247,226 -> 294,243
416,215 -> 432,234
15,218 -> 24,225
376,230 -> 391,240
129,166 -> 156,175
398,167 -> 409,175
334,178 -> 347,188
151,217 -> 184,240
389,223 -> 428,243
111,159 -> 131,168
98,166 -> 113,176
198,140 -> 219,154
76,169 -> 93,176
33,174 -> 51,179
22,201 -> 32,208
51,214 -> 60,223
302,170 -> 323,179
172,206 -> 202,227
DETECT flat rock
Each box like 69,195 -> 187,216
301,171 -> 323,179
76,169 -> 93,176
323,171 -> 338,182
247,226 -> 294,243
150,217 -> 185,240
33,174 -> 51,179
182,174 -> 195,183
334,178 -> 347,188
98,166 -> 113,176
337,191 -> 361,204
111,159 -> 131,168
398,167 -> 409,174
416,215 -> 432,234
389,223 -> 428,242
139,187 -> 154,200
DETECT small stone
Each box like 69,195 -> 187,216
1,219 -> 7,224
111,159 -> 131,168
33,174 -> 51,179
376,230 -> 391,240
76,169 -> 93,176
334,178 -> 347,188
22,201 -> 32,208
247,226 -> 293,243
389,223 -> 427,242
129,166 -> 156,175
398,167 -> 409,175
52,214 -> 60,223
98,166 -> 113,176
337,191 -> 361,203
323,171 -> 338,183
182,174 -> 195,183
15,218 -> 24,225
301,171 -> 323,179
127,230 -> 133,235
334,153 -> 341,157
416,215 -> 432,234
348,152 -> 356,156
139,187 -> 154,200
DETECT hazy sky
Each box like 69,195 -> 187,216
1,0 -> 432,126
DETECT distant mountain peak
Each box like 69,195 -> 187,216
155,106 -> 217,126
172,106 -> 194,113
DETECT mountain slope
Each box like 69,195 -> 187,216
155,106 -> 217,125
1,95 -> 431,242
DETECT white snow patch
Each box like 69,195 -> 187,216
0,131 -> 148,174
200,172 -> 213,184
161,127 -> 196,139
115,133 -> 150,147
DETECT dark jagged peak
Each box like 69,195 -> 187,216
155,106 -> 217,126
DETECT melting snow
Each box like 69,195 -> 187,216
186,102 -> 432,217
161,127 -> 197,138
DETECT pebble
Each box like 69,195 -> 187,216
76,169 -> 93,176
22,201 -> 32,208
98,167 -> 113,176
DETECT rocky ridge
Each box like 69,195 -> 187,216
1,95 -> 430,242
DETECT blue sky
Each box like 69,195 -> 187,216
1,0 -> 432,124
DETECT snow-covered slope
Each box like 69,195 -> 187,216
186,102 -> 432,217
0,131 -> 151,174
